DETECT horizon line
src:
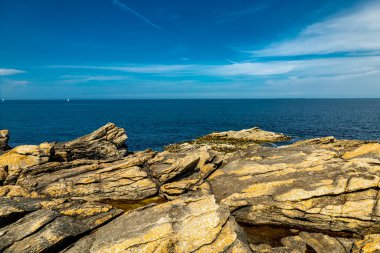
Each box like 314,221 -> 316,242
1,97 -> 380,101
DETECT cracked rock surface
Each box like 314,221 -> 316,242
1,123 -> 380,252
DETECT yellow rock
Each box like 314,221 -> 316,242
0,143 -> 52,183
0,185 -> 34,197
64,194 -> 250,253
342,143 -> 380,159
353,234 -> 380,253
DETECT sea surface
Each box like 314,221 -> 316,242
1,99 -> 379,151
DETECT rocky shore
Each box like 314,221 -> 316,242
0,123 -> 379,253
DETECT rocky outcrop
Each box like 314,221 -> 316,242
17,151 -> 158,201
0,130 -> 9,151
63,193 -> 251,253
0,143 -> 53,184
205,127 -> 291,142
54,123 -> 128,161
208,138 -> 380,236
166,127 -> 290,153
0,197 -> 122,252
1,123 -> 380,253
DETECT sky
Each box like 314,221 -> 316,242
0,0 -> 380,99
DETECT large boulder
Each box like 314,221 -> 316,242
0,130 -> 10,151
208,138 -> 380,236
62,193 -> 251,253
0,143 -> 53,184
54,123 -> 128,161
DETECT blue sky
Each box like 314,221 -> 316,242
1,0 -> 380,99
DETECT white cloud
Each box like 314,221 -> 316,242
59,75 -> 126,84
50,55 -> 380,79
0,68 -> 25,76
253,1 -> 380,56
50,63 -> 293,76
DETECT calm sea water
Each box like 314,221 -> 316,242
1,99 -> 379,151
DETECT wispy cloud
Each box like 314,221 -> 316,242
50,55 -> 380,79
59,75 -> 126,84
112,0 -> 163,31
0,68 -> 25,76
50,64 -> 198,74
206,62 -> 295,76
253,1 -> 380,56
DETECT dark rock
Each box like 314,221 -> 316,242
54,123 -> 128,161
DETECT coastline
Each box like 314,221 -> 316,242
0,123 -> 379,252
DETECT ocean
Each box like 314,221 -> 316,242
1,99 -> 379,151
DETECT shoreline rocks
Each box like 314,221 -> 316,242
0,123 -> 379,252
0,130 -> 10,151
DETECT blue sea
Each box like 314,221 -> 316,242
1,99 -> 379,151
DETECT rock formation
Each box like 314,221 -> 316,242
54,122 -> 128,161
63,194 -> 251,253
0,130 -> 9,151
0,143 -> 53,185
205,127 -> 291,142
0,123 -> 379,252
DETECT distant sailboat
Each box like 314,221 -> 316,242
66,98 -> 70,102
